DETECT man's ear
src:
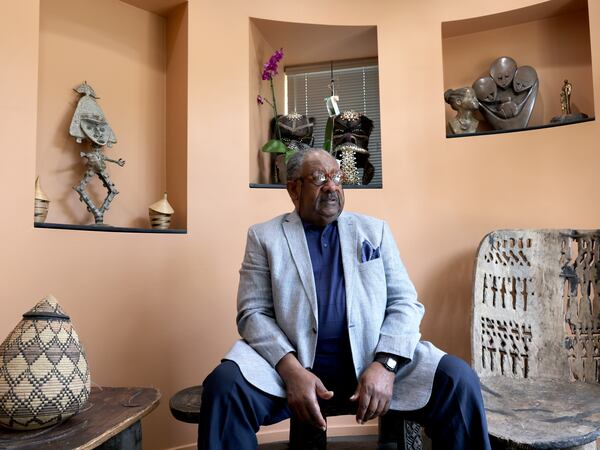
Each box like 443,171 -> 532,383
287,180 -> 300,208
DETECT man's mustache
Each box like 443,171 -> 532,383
319,192 -> 340,203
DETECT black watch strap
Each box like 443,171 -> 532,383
375,354 -> 400,374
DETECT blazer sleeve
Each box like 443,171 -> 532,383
375,221 -> 425,360
236,226 -> 296,368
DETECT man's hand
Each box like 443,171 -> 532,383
350,362 -> 395,424
276,353 -> 333,430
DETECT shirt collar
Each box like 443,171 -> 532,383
301,219 -> 338,233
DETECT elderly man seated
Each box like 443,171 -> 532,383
198,148 -> 491,450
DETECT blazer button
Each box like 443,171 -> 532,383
312,327 -> 317,334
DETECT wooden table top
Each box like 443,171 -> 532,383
481,376 -> 600,448
0,386 -> 160,450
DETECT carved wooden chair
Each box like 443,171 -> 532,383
472,230 -> 600,450
169,385 -> 429,449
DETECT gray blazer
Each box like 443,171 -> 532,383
224,211 -> 445,411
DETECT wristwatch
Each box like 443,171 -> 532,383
374,354 -> 400,374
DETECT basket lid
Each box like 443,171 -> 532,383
23,294 -> 70,320
149,192 -> 174,214
35,177 -> 50,201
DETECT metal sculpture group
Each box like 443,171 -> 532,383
473,56 -> 539,130
445,56 -> 539,134
445,56 -> 591,135
69,82 -> 125,225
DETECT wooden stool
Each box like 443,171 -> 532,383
472,229 -> 600,450
170,385 -> 426,449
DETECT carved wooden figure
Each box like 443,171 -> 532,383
473,230 -> 600,450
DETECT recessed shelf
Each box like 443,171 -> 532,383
34,222 -> 187,234
446,116 -> 594,138
36,0 -> 188,230
249,18 -> 381,187
441,0 -> 594,136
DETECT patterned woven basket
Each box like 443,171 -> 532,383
148,192 -> 174,230
0,295 -> 91,430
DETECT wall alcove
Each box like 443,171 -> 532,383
441,0 -> 595,137
35,0 -> 188,233
249,18 -> 383,188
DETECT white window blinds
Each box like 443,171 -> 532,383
286,60 -> 382,187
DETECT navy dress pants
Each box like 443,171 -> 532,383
197,355 -> 492,450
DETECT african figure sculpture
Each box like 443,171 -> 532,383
271,112 -> 315,152
550,79 -> 589,124
69,82 -> 125,225
270,112 -> 314,182
472,57 -> 538,130
444,87 -> 479,134
331,110 -> 374,185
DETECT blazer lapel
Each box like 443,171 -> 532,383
282,211 -> 318,322
337,212 -> 358,320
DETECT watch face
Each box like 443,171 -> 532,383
386,358 -> 397,370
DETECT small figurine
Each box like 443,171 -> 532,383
444,87 -> 479,134
561,79 -> 572,115
551,79 -> 588,124
472,56 -> 539,130
69,82 -> 125,225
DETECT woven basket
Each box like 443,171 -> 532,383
0,295 -> 91,430
148,193 -> 174,230
34,177 -> 50,224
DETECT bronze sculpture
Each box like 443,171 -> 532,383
560,79 -> 572,115
69,82 -> 125,225
473,56 -> 538,130
444,87 -> 479,134
551,79 -> 588,124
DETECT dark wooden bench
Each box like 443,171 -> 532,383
0,386 -> 160,450
170,385 -> 427,449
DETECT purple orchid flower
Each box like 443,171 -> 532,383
258,48 -> 284,142
261,48 -> 284,81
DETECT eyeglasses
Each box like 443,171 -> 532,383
298,170 -> 343,186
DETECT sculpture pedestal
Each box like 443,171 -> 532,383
550,112 -> 589,124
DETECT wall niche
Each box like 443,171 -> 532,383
35,0 -> 188,232
249,18 -> 383,188
442,0 -> 595,137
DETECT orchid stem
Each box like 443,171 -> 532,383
270,78 -> 281,140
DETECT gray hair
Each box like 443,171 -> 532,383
286,148 -> 335,181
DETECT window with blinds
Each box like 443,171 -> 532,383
285,59 -> 382,188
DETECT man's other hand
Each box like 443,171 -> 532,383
276,353 -> 333,430
350,362 -> 395,424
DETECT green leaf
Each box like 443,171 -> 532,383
284,149 -> 297,163
261,139 -> 287,154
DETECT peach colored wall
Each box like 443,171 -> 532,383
443,8 -> 594,130
2,1 -> 600,449
36,0 -> 167,228
166,4 -> 188,229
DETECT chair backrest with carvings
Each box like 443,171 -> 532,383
472,229 -> 599,384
